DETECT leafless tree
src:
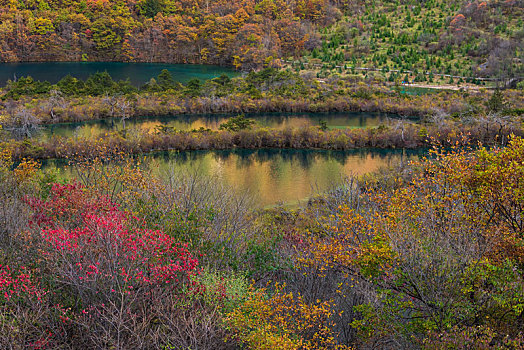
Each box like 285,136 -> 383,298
470,112 -> 517,145
103,93 -> 120,118
484,39 -> 522,87
429,108 -> 449,128
388,114 -> 412,143
3,99 -> 18,117
4,107 -> 41,138
152,166 -> 256,268
117,97 -> 132,130
46,89 -> 67,120
0,168 -> 30,252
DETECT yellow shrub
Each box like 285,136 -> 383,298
225,283 -> 351,350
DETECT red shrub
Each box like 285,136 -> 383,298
25,182 -> 203,348
28,182 -> 199,300
26,182 -> 115,229
0,265 -> 44,302
0,265 -> 61,349
40,210 -> 199,296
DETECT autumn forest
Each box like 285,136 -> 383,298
0,0 -> 524,348
0,0 -> 335,68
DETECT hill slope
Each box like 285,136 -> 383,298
0,0 -> 522,81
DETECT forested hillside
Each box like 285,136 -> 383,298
303,0 -> 524,83
0,0 -> 522,77
0,0 -> 337,68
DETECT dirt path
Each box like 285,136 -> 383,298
401,82 -> 486,92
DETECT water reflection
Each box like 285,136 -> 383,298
39,112 -> 402,141
43,148 -> 422,206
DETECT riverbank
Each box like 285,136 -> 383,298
3,119 -> 521,161
2,69 -> 522,129
2,92 -> 448,125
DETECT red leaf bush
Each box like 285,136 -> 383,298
24,182 -> 204,348
0,265 -> 43,302
0,265 -> 63,348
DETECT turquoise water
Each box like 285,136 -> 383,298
38,112 -> 403,140
399,86 -> 448,95
0,62 -> 237,86
43,148 -> 420,207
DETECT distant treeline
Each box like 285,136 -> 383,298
1,69 -> 221,99
1,68 -> 523,127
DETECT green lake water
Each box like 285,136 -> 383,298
0,62 -> 237,86
43,148 -> 420,207
39,112 -> 403,140
5,63 -> 421,206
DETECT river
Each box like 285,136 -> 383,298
38,111 -> 403,140
5,63 -> 420,206
43,148 -> 420,207
0,62 -> 237,86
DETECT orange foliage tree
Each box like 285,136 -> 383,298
300,136 -> 524,346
